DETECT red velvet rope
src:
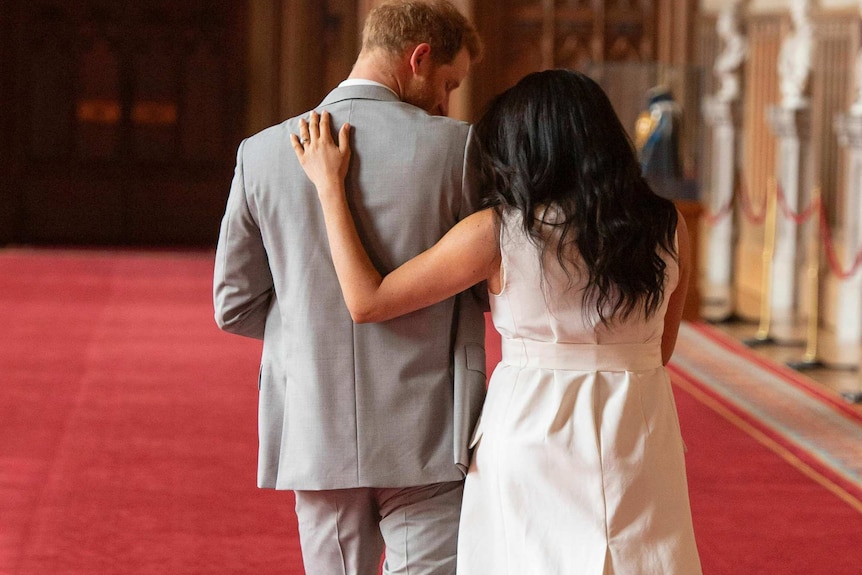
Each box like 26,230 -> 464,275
737,177 -> 767,225
708,174 -> 862,280
776,182 -> 818,224
819,203 -> 862,280
703,192 -> 735,225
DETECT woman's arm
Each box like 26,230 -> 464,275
661,210 -> 691,364
292,111 -> 500,323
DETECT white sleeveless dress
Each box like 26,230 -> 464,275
457,211 -> 702,574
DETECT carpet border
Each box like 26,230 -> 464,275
687,321 -> 862,423
670,363 -> 862,512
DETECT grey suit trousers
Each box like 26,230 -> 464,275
294,481 -> 464,575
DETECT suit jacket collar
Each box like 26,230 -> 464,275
319,84 -> 402,108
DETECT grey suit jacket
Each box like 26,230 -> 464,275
213,85 -> 487,490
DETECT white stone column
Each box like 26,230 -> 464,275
767,106 -> 812,320
701,0 -> 746,319
832,114 -> 862,343
702,98 -> 739,309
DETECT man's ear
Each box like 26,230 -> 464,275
408,43 -> 433,75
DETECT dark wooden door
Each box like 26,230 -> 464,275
2,0 -> 246,247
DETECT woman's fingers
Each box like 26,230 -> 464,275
308,111 -> 321,141
299,111 -> 347,144
318,111 -> 332,143
290,133 -> 304,158
338,122 -> 352,157
293,111 -> 349,167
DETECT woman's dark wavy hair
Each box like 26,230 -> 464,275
475,69 -> 678,323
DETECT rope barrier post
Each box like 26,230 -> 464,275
745,176 -> 779,347
788,186 -> 824,370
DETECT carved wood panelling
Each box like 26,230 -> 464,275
502,13 -> 546,88
810,14 -> 856,227
654,0 -> 695,68
736,14 -> 782,314
280,0 -> 358,119
554,5 -> 595,70
473,0 -> 657,116
604,0 -> 652,62
554,22 -> 594,69
743,14 -> 781,232
696,14 -> 719,201
325,0 -> 360,90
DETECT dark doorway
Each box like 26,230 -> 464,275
1,0 -> 247,247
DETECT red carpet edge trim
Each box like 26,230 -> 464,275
686,321 -> 862,423
669,363 -> 862,514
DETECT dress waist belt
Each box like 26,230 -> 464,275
501,339 -> 663,372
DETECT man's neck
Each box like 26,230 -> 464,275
348,50 -> 406,100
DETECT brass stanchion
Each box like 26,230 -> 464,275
787,186 -> 824,370
745,176 -> 780,347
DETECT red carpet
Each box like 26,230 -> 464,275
0,250 -> 302,574
672,373 -> 862,574
2,249 -> 861,574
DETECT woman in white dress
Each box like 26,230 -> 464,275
293,69 -> 702,574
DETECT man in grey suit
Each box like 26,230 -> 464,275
213,1 -> 486,573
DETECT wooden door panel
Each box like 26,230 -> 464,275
4,0 -> 246,247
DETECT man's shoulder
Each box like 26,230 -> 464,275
237,120 -> 294,157
239,94 -> 473,156
363,104 -> 473,143
248,120 -> 292,142
419,113 -> 472,135
320,84 -> 472,132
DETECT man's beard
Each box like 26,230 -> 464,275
403,77 -> 441,115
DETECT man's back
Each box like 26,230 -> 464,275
214,84 -> 486,490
